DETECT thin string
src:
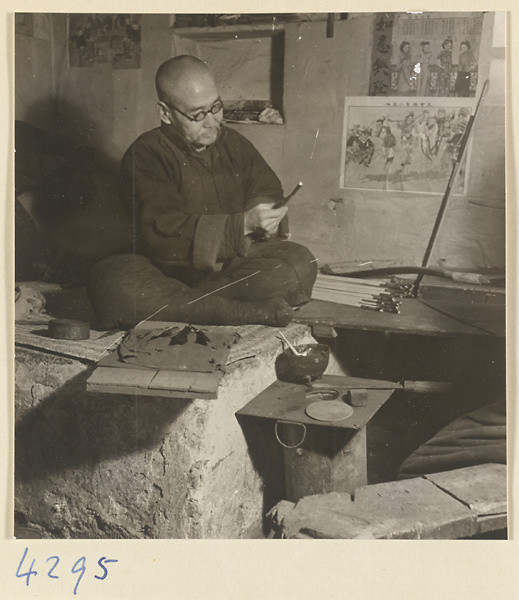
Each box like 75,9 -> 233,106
185,270 -> 262,305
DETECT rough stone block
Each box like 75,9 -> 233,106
15,324 -> 316,539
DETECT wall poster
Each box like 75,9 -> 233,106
370,12 -> 484,97
68,14 -> 142,69
340,97 -> 476,195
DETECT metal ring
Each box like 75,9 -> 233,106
274,420 -> 307,449
305,389 -> 339,401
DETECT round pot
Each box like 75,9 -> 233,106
275,343 -> 330,384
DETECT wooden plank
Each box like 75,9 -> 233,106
149,370 -> 222,395
149,371 -> 200,392
420,300 -> 505,338
476,513 -> 508,535
280,478 -> 476,539
87,367 -> 157,389
86,366 -> 218,399
425,463 -> 507,516
295,298 -> 494,338
351,478 -> 476,539
15,322 -> 125,363
236,376 -> 394,430
87,382 -> 214,400
188,372 -> 223,394
418,275 -> 505,304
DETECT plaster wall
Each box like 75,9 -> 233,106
279,16 -> 505,270
15,14 -> 55,132
15,13 -> 505,271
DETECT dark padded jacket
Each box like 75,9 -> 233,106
118,123 -> 284,277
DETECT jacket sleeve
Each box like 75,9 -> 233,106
230,131 -> 289,239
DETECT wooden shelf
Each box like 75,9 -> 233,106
172,23 -> 285,41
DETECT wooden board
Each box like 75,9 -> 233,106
85,322 -> 312,399
425,463 -> 507,516
418,275 -> 505,305
280,478 -> 475,539
149,370 -> 222,395
15,320 -> 125,363
275,463 -> 507,539
87,366 -> 220,399
236,375 -> 394,430
420,299 -> 506,338
295,298 -> 496,338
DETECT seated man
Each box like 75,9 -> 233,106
88,55 -> 317,329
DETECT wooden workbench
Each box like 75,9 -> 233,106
296,274 -> 505,338
295,296 -> 505,338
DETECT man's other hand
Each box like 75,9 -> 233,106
244,202 -> 288,236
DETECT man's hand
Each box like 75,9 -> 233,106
244,202 -> 288,236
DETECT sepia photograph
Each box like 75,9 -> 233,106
13,11 -> 506,544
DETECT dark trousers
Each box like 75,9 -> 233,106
87,240 -> 317,330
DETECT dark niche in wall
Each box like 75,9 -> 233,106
173,16 -> 287,124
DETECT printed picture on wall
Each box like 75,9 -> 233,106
68,14 -> 141,69
340,97 -> 475,195
370,12 -> 484,97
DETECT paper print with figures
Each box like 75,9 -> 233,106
68,14 -> 142,69
370,12 -> 484,98
340,97 -> 475,195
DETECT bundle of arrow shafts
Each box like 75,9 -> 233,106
311,274 -> 412,314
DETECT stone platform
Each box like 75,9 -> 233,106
14,284 -> 317,538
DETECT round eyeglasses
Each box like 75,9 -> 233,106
166,99 -> 224,123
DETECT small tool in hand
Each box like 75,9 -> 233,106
273,180 -> 303,208
252,181 -> 304,242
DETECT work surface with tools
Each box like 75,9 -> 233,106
296,275 -> 505,338
15,313 -> 312,400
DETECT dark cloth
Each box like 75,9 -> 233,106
118,123 -> 286,278
399,400 -> 506,478
99,325 -> 239,373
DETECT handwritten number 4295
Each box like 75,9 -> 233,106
16,547 -> 118,595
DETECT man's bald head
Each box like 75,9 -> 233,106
155,55 -> 215,105
155,55 -> 223,148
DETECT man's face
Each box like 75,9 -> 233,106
163,74 -> 223,148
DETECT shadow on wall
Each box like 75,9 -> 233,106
15,368 -> 191,485
16,99 -> 133,284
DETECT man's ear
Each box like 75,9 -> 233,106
157,102 -> 171,125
